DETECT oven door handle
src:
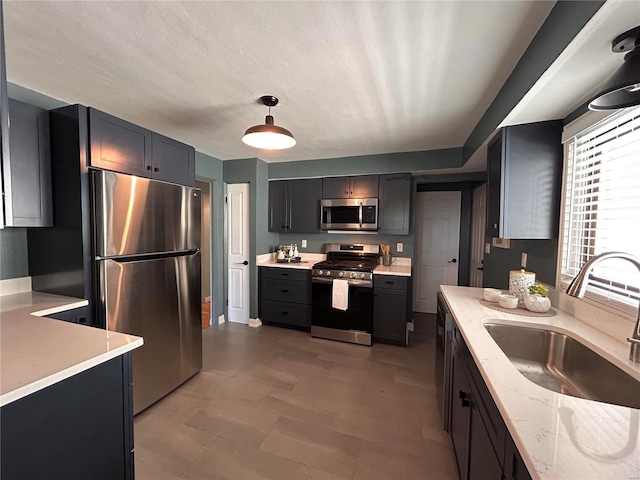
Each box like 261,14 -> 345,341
312,277 -> 372,288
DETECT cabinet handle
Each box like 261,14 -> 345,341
281,289 -> 289,293
385,281 -> 394,285
459,390 -> 471,408
280,273 -> 289,276
154,167 -> 160,172
281,311 -> 289,315
146,165 -> 152,171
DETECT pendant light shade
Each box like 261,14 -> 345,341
589,26 -> 640,111
242,96 -> 296,150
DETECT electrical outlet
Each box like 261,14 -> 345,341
396,243 -> 403,253
521,252 -> 528,268
485,243 -> 491,254
301,239 -> 307,248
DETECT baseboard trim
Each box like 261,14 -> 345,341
249,318 -> 262,328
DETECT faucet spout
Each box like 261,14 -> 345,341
566,252 -> 640,363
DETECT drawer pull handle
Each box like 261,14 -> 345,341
281,311 -> 289,315
281,273 -> 289,276
385,281 -> 394,285
281,289 -> 289,293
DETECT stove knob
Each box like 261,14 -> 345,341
326,271 -> 332,276
350,272 -> 357,279
338,272 -> 344,277
360,273 -> 366,279
318,270 -> 323,276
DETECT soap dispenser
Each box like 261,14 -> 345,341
293,244 -> 299,258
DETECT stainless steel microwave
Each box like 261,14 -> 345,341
320,198 -> 378,231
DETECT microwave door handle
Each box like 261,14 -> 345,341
359,201 -> 363,227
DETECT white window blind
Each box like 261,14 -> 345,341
561,106 -> 640,310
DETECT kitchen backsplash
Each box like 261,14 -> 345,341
278,233 -> 414,257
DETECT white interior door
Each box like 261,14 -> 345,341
470,184 -> 486,288
227,183 -> 250,324
414,191 -> 461,313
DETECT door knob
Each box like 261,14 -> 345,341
235,260 -> 249,265
448,259 -> 457,263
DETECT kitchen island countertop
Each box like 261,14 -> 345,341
0,291 -> 143,407
441,285 -> 640,480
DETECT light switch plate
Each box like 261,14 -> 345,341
396,243 -> 403,253
485,243 -> 491,254
301,239 -> 307,248
521,252 -> 528,268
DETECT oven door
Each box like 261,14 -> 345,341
311,278 -> 373,346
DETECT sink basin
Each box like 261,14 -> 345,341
483,322 -> 640,409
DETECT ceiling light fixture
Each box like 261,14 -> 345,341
589,26 -> 640,110
242,95 -> 296,150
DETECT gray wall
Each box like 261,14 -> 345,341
482,239 -> 558,290
0,228 -> 28,279
195,152 -> 225,322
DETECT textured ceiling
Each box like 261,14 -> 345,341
3,1 -> 557,163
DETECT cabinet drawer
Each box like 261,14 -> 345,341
262,280 -> 311,304
374,276 -> 407,291
261,300 -> 311,328
261,267 -> 310,283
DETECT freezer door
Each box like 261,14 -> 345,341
92,169 -> 201,257
99,252 -> 202,414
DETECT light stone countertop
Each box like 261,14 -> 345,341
373,265 -> 411,277
256,253 -> 326,270
440,285 -> 640,480
0,291 -> 143,407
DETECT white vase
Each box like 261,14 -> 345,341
523,294 -> 551,313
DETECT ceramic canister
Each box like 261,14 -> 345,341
509,269 -> 535,305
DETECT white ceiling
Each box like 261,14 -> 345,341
3,1 -> 637,166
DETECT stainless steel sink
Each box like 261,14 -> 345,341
484,322 -> 640,410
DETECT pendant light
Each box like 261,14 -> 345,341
589,26 -> 640,110
242,95 -> 296,150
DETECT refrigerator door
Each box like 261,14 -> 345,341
98,252 -> 202,414
92,169 -> 201,257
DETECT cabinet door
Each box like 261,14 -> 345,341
288,178 -> 322,233
450,346 -> 471,480
46,305 -> 92,326
373,286 -> 407,344
151,133 -> 195,186
350,175 -> 379,198
268,180 -> 288,232
468,404 -> 503,480
5,99 -> 53,227
322,177 -> 350,198
504,434 -> 532,480
486,133 -> 502,239
88,108 -> 151,177
378,173 -> 410,234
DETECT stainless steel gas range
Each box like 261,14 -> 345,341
311,244 -> 379,346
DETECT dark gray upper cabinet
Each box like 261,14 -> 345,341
486,121 -> 563,239
88,108 -> 151,178
151,133 -> 195,186
2,99 -> 53,227
378,173 -> 411,234
88,108 -> 195,186
322,175 -> 378,198
269,179 -> 322,233
268,180 -> 287,232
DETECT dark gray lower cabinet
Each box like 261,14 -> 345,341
0,353 -> 134,480
259,267 -> 312,329
46,305 -> 91,325
373,275 -> 409,345
449,323 -> 531,480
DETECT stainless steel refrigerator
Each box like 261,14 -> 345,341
92,169 -> 202,414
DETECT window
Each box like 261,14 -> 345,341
560,106 -> 640,311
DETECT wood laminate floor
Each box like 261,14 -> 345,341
134,314 -> 457,480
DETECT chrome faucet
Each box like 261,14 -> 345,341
566,252 -> 640,363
